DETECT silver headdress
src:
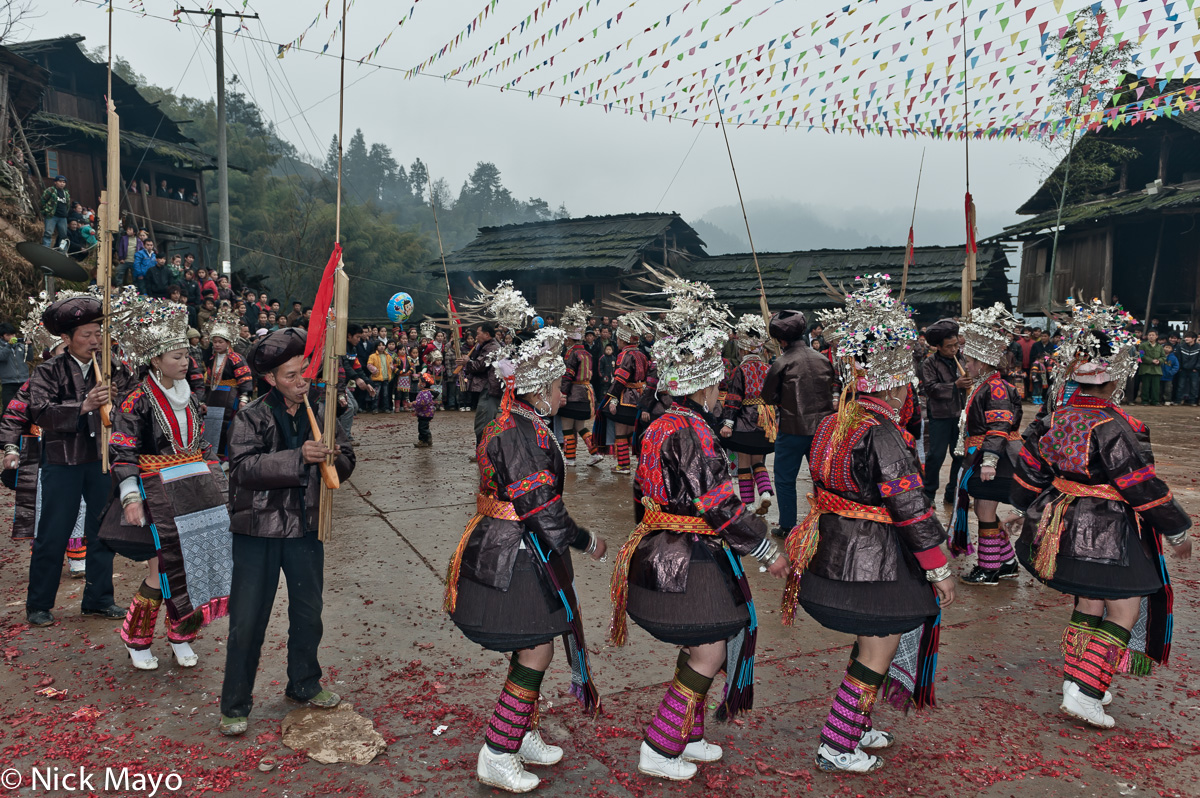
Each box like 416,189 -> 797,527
118,297 -> 191,365
204,307 -> 241,343
647,274 -> 732,396
818,273 -> 918,393
461,279 -> 536,332
492,326 -> 568,396
419,320 -> 437,340
1053,297 -> 1139,394
561,301 -> 590,340
614,311 -> 654,342
960,302 -> 1020,367
734,313 -> 767,351
21,285 -> 140,356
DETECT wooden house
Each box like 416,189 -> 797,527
435,212 -> 708,315
991,77 -> 1200,331
687,245 -> 1012,327
9,36 -> 216,264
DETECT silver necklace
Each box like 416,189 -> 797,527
510,404 -> 566,463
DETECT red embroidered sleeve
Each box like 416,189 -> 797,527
507,470 -> 555,498
694,481 -> 735,513
878,473 -> 923,497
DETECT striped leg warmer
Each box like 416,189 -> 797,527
674,650 -> 704,743
820,660 -> 884,754
1065,620 -> 1130,699
120,582 -> 163,651
563,431 -> 578,461
66,537 -> 87,562
615,437 -> 632,470
580,430 -> 598,455
167,610 -> 204,644
976,520 -> 1013,569
737,468 -> 755,505
645,661 -> 712,758
484,658 -> 545,754
752,463 -> 773,496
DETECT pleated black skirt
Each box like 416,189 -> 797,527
627,549 -> 749,646
1015,534 -> 1162,600
451,550 -> 570,651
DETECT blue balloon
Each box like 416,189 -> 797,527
532,316 -> 544,330
387,292 -> 414,324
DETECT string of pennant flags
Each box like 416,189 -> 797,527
270,0 -> 1200,139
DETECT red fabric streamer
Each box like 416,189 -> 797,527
904,225 -> 915,269
964,192 -> 978,255
447,294 -> 463,340
302,243 -> 342,380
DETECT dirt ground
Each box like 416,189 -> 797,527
1,405 -> 1198,798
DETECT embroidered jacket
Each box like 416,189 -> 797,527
204,350 -> 252,398
561,343 -> 595,409
1011,393 -> 1190,562
959,371 -> 1023,463
806,396 -> 947,582
108,378 -> 212,486
460,401 -> 591,590
629,400 -> 770,593
606,344 -> 651,409
27,353 -> 137,466
720,354 -> 771,434
0,380 -> 31,447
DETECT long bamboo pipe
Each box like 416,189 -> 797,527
303,395 -> 340,490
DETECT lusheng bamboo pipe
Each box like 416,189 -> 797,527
303,394 -> 340,490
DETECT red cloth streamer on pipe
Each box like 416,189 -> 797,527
447,294 -> 463,340
964,192 -> 978,255
302,243 -> 342,380
904,225 -> 915,270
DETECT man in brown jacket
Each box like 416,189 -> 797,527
919,319 -> 970,504
218,328 -> 355,737
26,295 -> 136,627
762,310 -> 837,538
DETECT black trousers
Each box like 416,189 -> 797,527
220,531 -> 325,718
924,417 -> 963,501
1,382 -> 20,414
27,461 -> 114,613
417,416 -> 432,442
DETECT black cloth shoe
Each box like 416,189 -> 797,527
770,525 -> 789,539
997,560 -> 1020,580
942,491 -> 957,505
26,609 -> 54,627
81,604 -> 125,620
962,566 -> 1000,585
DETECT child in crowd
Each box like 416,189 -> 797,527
1161,344 -> 1180,406
368,340 -> 392,414
411,373 -> 436,448
426,350 -> 446,409
395,347 -> 412,410
407,346 -> 422,406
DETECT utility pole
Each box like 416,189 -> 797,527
174,7 -> 259,276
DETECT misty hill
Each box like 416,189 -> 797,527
697,199 -> 1020,255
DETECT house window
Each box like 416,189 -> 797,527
581,284 -> 595,303
45,150 -> 59,179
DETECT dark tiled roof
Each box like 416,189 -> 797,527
991,182 -> 1200,239
438,213 -> 707,274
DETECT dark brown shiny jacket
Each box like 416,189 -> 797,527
761,341 -> 836,436
561,343 -> 595,407
460,405 -> 589,590
630,404 -> 769,593
464,339 -> 502,397
808,400 -> 947,582
0,380 -> 30,447
962,372 -> 1023,464
720,355 -> 770,434
227,391 -> 355,538
1012,396 -> 1190,564
27,353 -> 136,466
919,352 -> 966,420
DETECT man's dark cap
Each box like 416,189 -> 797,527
249,328 -> 307,375
924,318 -> 960,346
43,296 -> 102,336
769,310 -> 807,343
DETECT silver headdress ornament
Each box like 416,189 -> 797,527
818,273 -> 918,393
21,285 -> 140,356
561,301 -> 590,339
491,326 -> 568,395
1053,297 -> 1139,396
462,279 -> 536,332
960,302 -> 1020,367
204,307 -> 241,343
614,311 -> 654,342
735,313 -> 767,351
419,320 -> 437,340
647,272 -> 732,396
118,297 -> 191,365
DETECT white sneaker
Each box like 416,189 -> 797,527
815,743 -> 883,773
517,729 -> 563,766
859,728 -> 895,749
638,741 -> 697,781
1060,681 -> 1115,728
564,458 -> 576,467
171,641 -> 199,668
587,454 -> 604,467
126,646 -> 159,671
1062,680 -> 1112,708
68,560 -> 86,578
754,492 -> 773,516
477,745 -> 539,793
682,738 -> 722,763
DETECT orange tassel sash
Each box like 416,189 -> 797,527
1031,478 -> 1126,580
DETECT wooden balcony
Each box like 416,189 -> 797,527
120,193 -> 207,235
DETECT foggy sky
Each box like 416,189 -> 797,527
22,0 -> 1063,246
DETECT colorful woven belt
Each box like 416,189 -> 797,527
1051,477 -> 1123,502
477,493 -> 520,521
964,431 -> 1020,448
782,488 -> 893,625
1032,478 -> 1126,580
743,397 -> 779,443
138,450 -> 205,473
444,493 -> 521,613
609,499 -> 718,646
217,379 -> 239,388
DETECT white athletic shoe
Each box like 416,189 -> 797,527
754,492 -> 774,516
68,559 -> 86,578
681,738 -> 723,763
171,641 -> 199,668
815,743 -> 883,773
1060,681 -> 1115,728
517,729 -> 563,766
638,741 -> 697,781
564,458 -> 577,467
1062,680 -> 1112,708
126,645 -> 159,671
859,728 -> 895,749
587,453 -> 604,467
477,745 -> 539,793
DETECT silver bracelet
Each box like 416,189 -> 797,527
1011,507 -> 1027,518
3,444 -> 18,457
121,494 -> 142,508
1165,531 -> 1190,547
753,539 -> 781,565
981,453 -> 1000,468
925,565 -> 953,583
584,533 -> 598,555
